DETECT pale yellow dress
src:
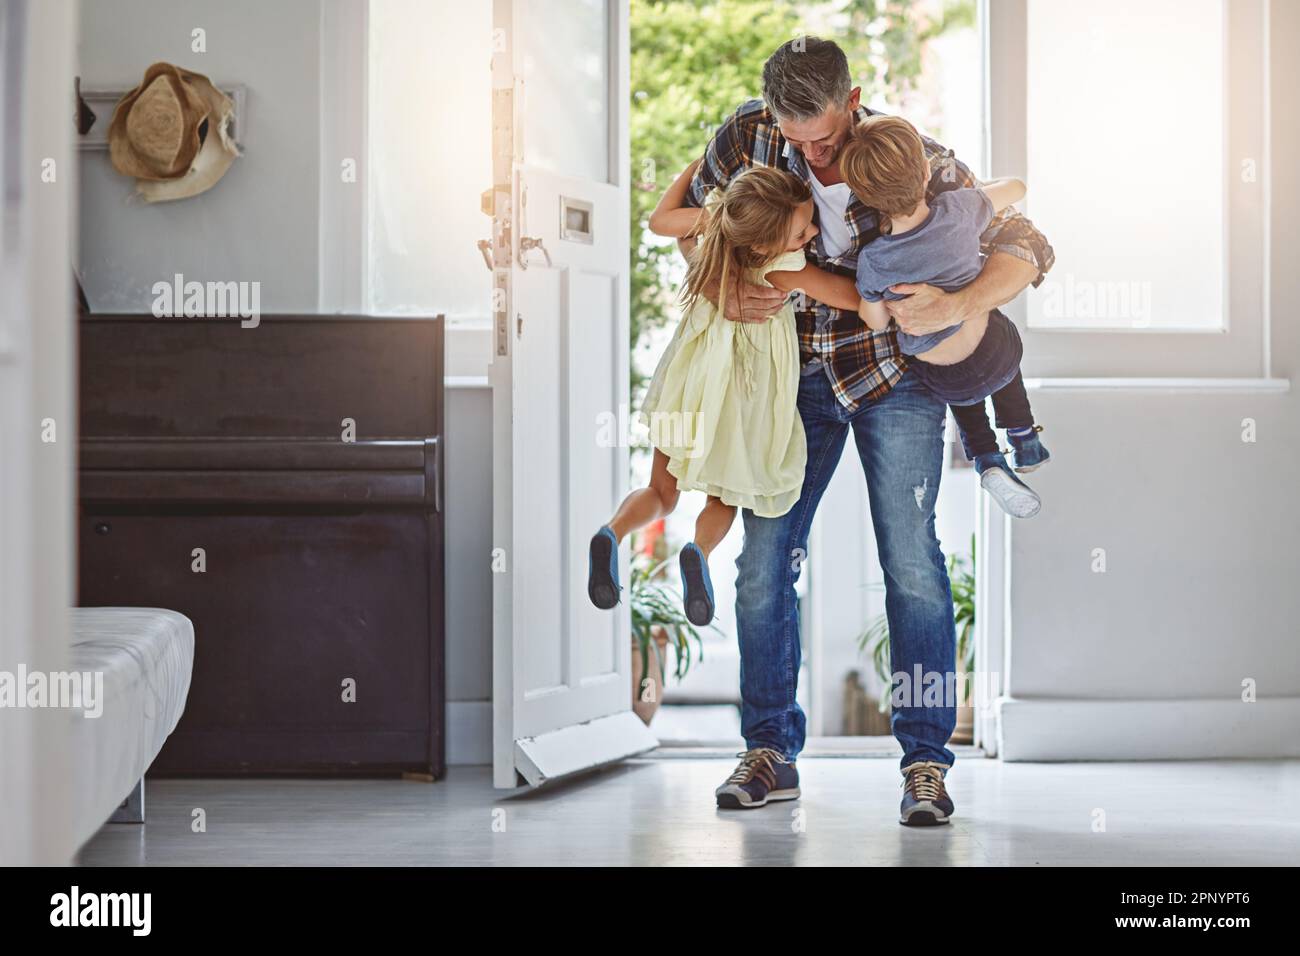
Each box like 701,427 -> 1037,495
639,248 -> 807,518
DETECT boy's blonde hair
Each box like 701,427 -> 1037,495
681,166 -> 810,320
839,115 -> 929,232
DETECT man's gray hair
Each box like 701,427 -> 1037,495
761,36 -> 852,123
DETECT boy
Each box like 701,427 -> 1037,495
841,115 -> 1050,517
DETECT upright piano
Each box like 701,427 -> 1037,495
77,314 -> 446,776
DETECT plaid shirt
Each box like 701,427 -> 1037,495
686,99 -> 1056,412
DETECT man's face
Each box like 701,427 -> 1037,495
776,87 -> 861,170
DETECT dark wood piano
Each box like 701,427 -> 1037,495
77,315 -> 445,777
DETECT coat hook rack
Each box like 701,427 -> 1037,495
75,83 -> 247,150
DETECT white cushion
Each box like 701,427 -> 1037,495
68,608 -> 194,849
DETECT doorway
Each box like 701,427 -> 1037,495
627,0 -> 987,750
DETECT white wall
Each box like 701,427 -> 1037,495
994,1 -> 1300,759
444,376 -> 494,765
75,0 -> 496,320
77,0 -> 324,312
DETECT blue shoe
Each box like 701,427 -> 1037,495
974,452 -> 1041,519
1007,425 -> 1051,473
678,542 -> 715,626
715,748 -> 800,809
587,526 -> 621,609
900,761 -> 954,826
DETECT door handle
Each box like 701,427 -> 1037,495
517,236 -> 552,270
476,239 -> 494,271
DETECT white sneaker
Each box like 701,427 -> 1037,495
980,463 -> 1041,518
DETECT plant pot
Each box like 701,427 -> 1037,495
631,626 -> 670,725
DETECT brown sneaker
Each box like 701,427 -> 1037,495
715,748 -> 800,809
900,760 -> 954,826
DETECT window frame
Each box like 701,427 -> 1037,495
985,0 -> 1272,380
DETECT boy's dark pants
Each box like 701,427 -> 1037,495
907,309 -> 1035,459
949,372 -> 1033,458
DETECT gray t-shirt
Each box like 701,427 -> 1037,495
854,187 -> 993,355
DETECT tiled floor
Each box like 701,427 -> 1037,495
78,755 -> 1300,866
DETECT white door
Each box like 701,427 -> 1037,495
489,0 -> 654,788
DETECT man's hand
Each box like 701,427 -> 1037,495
886,252 -> 1040,336
677,237 -> 787,322
884,283 -> 976,336
720,281 -> 788,324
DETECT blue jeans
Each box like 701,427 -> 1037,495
733,366 -> 957,770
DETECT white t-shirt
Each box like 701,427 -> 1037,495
807,172 -> 853,258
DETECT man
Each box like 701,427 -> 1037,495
678,37 -> 1054,824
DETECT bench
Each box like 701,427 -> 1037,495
69,608 -> 194,849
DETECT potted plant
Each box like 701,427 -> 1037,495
856,534 -> 976,744
628,551 -> 714,725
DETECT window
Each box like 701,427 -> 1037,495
987,0 -> 1271,379
517,0 -> 611,184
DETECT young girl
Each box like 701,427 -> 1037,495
587,163 -> 861,625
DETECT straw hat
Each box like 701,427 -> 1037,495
107,62 -> 240,202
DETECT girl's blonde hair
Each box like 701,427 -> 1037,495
681,166 -> 811,319
839,114 -> 929,233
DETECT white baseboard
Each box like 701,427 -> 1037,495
996,696 -> 1300,761
446,701 -> 492,766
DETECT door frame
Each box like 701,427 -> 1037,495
0,0 -> 78,864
